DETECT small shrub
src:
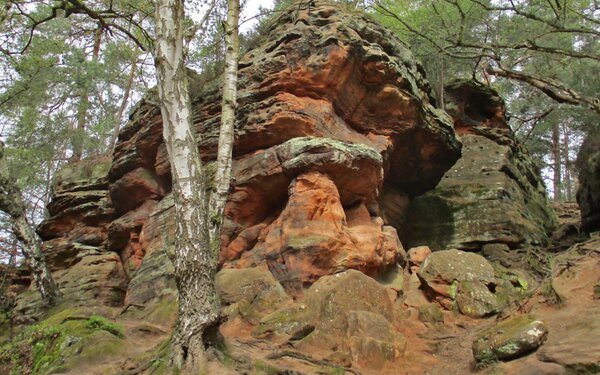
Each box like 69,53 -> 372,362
85,316 -> 124,338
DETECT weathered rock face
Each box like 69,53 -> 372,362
576,130 -> 600,233
21,1 -> 461,321
15,158 -> 128,322
406,80 -> 557,251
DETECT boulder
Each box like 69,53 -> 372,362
296,270 -> 405,370
216,267 -> 292,324
473,315 -> 548,364
407,80 -> 556,251
407,245 -> 432,273
576,130 -> 600,233
418,249 -> 498,317
14,253 -> 128,324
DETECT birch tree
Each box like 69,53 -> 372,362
154,0 -> 239,371
0,141 -> 60,307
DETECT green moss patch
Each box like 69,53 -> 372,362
0,310 -> 124,374
85,315 -> 124,338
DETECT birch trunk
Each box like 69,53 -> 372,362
209,0 -> 239,244
154,0 -> 219,371
155,0 -> 240,370
0,142 -> 60,307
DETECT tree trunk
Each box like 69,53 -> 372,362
71,27 -> 103,161
562,123 -> 572,201
209,0 -> 239,244
109,58 -> 137,152
154,0 -> 219,371
0,142 -> 60,307
552,122 -> 562,201
155,0 -> 240,371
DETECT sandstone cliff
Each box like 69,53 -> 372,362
4,3 -> 590,375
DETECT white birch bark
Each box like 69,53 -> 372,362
0,141 -> 60,307
155,0 -> 240,370
209,0 -> 240,247
154,0 -> 219,371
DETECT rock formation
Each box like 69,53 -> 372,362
406,80 -> 557,251
16,158 -> 128,322
4,2 -> 596,375
94,1 -> 462,302
576,130 -> 600,233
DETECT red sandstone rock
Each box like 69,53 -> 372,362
407,246 -> 432,273
32,1 -> 462,318
227,171 -> 399,289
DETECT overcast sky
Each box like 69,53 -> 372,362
240,0 -> 275,32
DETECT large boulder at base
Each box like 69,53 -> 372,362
295,270 -> 405,370
216,267 -> 292,324
407,81 -> 556,251
14,253 -> 127,324
576,130 -> 600,233
417,249 -> 499,317
473,315 -> 548,364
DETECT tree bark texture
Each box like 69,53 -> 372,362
71,27 -> 103,161
0,142 -> 60,307
209,0 -> 239,248
562,124 -> 573,201
552,122 -> 562,201
154,0 -> 219,372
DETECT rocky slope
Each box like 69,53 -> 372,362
3,1 -> 598,375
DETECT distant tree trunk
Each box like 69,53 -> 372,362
439,55 -> 445,109
72,27 -> 102,161
109,58 -> 137,152
0,142 -> 60,307
562,123 -> 573,201
552,122 -> 562,201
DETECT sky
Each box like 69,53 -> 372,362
240,0 -> 275,32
